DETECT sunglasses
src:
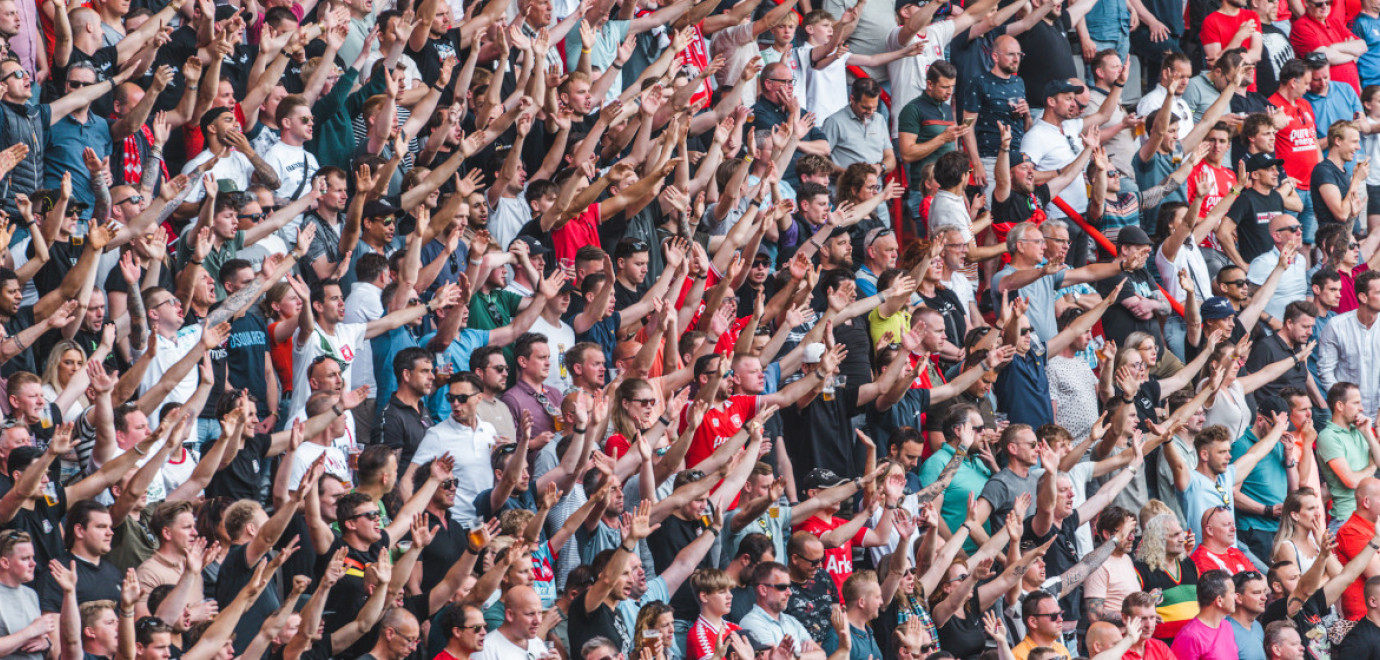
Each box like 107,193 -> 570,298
114,195 -> 144,206
793,554 -> 823,567
238,212 -> 266,222
0,69 -> 29,82
447,392 -> 475,404
350,510 -> 382,521
1019,327 -> 1032,336
628,397 -> 658,406
760,583 -> 791,591
1276,225 -> 1302,233
68,79 -> 96,88
1220,279 -> 1247,287
440,479 -> 458,490
1030,611 -> 1064,620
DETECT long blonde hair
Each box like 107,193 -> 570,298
41,340 -> 86,392
1137,513 -> 1182,573
1272,487 -> 1322,561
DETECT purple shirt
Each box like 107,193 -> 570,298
500,379 -> 564,439
1170,617 -> 1239,660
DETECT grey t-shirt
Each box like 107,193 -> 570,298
991,265 -> 1066,343
978,468 -> 1039,530
0,583 -> 43,660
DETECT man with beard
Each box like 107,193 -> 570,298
993,221 -> 1129,343
377,347 -> 435,463
964,35 -> 1031,191
898,61 -> 967,199
992,122 -> 1099,249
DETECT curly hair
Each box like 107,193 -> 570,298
1136,513 -> 1183,573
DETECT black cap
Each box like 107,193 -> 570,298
214,4 -> 239,21
514,235 -> 551,257
1303,51 -> 1330,68
362,200 -> 401,218
1044,79 -> 1086,99
1117,226 -> 1153,246
802,468 -> 849,492
1243,153 -> 1284,173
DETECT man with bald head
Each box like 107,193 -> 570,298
54,0 -> 180,88
1085,621 -> 1123,657
962,34 -> 1030,193
479,585 -> 548,660
1336,478 -> 1380,620
1247,214 -> 1308,320
363,609 -> 422,660
751,61 -> 829,186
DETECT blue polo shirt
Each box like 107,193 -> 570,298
421,328 -> 491,422
44,113 -> 111,215
1304,82 -> 1363,139
1353,12 -> 1380,88
994,350 -> 1054,428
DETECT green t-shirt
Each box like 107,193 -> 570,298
917,443 -> 992,552
896,93 -> 955,183
1318,421 -> 1371,520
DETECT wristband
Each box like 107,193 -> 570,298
612,61 -> 624,69
190,258 -> 204,266
980,361 -> 993,372
1111,81 -> 1125,88
120,609 -> 135,618
573,426 -> 587,434
431,83 -> 445,93
621,542 -> 637,552
658,415 -> 672,427
332,403 -> 345,416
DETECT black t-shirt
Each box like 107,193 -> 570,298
936,595 -> 988,660
276,514 -> 320,587
105,259 -> 176,298
1262,590 -> 1330,660
612,280 -> 648,312
30,238 -> 82,298
206,432 -> 272,501
416,510 -> 467,595
782,385 -> 864,485
1016,15 -> 1076,109
1333,608 -> 1380,660
1096,267 -> 1163,347
646,515 -> 712,621
216,543 -> 283,655
38,551 -> 123,612
1021,512 -> 1084,622
1310,159 -> 1352,225
321,532 -> 389,658
1226,188 -> 1285,264
376,396 -> 434,466
0,305 -> 37,377
1245,332 -> 1308,411
992,185 -> 1052,230
918,288 -> 967,349
785,568 -> 839,641
568,598 -> 626,655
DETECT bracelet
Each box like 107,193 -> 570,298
187,84 -> 199,91
190,258 -> 204,266
133,444 -> 148,456
120,609 -> 135,618
621,542 -> 637,552
980,361 -> 993,372
1111,81 -> 1125,88
573,426 -> 587,434
332,403 -> 344,416
470,258 -> 483,266
658,415 -> 672,427
612,62 -> 624,69
581,48 -> 592,54
885,502 -> 898,510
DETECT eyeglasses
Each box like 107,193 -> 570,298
999,51 -> 1026,58
349,510 -> 382,521
760,583 -> 792,591
767,78 -> 794,85
1276,225 -> 1303,233
150,298 -> 180,311
447,392 -> 475,404
0,69 -> 29,82
114,195 -> 143,206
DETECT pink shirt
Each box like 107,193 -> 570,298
1170,618 -> 1240,660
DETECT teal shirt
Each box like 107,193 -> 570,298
1319,421 -> 1372,520
1231,429 -> 1286,533
918,443 -> 992,551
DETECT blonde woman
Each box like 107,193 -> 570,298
1270,487 -> 1342,577
42,339 -> 91,422
633,601 -> 680,660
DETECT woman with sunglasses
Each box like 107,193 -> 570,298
1101,330 -> 1224,427
605,378 -> 670,459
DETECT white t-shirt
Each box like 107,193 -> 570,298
181,149 -> 258,202
289,404 -> 357,461
411,416 -> 499,526
1021,117 -> 1088,216
489,196 -> 531,250
290,322 -> 369,416
291,440 -> 351,488
801,46 -> 852,127
477,630 -> 547,660
1155,240 -> 1211,304
531,316 -> 576,394
343,283 -> 385,391
261,141 -> 320,202
885,20 -> 955,135
136,325 -> 205,425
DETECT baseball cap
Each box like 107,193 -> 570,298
362,200 -> 401,219
1117,226 -> 1153,246
514,235 -> 551,257
1044,79 -> 1085,99
802,468 -> 849,492
1200,296 -> 1236,320
1243,153 -> 1284,173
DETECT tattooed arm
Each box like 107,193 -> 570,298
1057,537 -> 1116,599
203,248 -> 305,328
